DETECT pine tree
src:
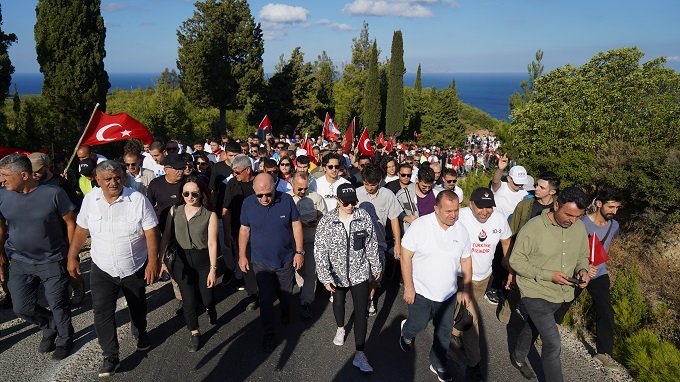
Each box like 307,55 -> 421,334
35,0 -> 109,128
362,40 -> 381,134
414,64 -> 422,93
312,51 -> 336,119
419,82 -> 465,148
177,0 -> 264,135
0,4 -> 17,103
385,30 -> 405,136
509,49 -> 544,112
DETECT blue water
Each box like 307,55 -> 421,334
10,72 -> 525,120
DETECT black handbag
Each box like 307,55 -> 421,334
160,206 -> 178,270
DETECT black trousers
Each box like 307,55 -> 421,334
332,280 -> 369,351
252,261 -> 294,336
90,262 -> 147,358
8,259 -> 73,347
172,248 -> 214,331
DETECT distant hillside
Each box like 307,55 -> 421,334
458,101 -> 501,135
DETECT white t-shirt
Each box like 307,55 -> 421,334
315,175 -> 350,211
457,207 -> 512,281
142,153 -> 165,178
401,213 -> 471,302
493,181 -> 528,219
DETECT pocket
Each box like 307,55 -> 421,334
90,215 -> 103,233
352,230 -> 367,251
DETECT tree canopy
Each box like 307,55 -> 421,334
0,4 -> 17,103
385,30 -> 405,136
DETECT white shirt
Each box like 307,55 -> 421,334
77,187 -> 158,278
401,213 -> 471,302
434,184 -> 465,203
315,175 -> 350,211
493,181 -> 528,219
457,207 -> 512,281
142,153 -> 165,178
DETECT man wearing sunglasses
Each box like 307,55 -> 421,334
435,168 -> 464,203
239,173 -> 304,353
315,153 -> 350,211
395,165 -> 439,233
123,151 -> 155,195
385,163 -> 413,194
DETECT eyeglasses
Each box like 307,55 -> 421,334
297,187 -> 309,192
339,200 -> 357,207
265,170 -> 278,175
256,192 -> 273,199
233,168 -> 247,176
124,163 -> 138,168
400,173 -> 412,177
195,162 -> 208,167
279,163 -> 291,167
182,191 -> 199,198
326,165 -> 340,170
445,179 -> 457,184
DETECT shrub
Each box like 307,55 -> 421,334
459,171 -> 493,207
611,266 -> 648,357
621,329 -> 680,382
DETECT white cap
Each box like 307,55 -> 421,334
295,148 -> 308,157
523,175 -> 535,191
508,165 -> 529,185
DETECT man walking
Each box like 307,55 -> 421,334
238,173 -> 304,353
67,160 -> 159,377
509,187 -> 591,381
0,154 -> 76,360
399,190 -> 472,382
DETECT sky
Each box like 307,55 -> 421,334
3,0 -> 680,74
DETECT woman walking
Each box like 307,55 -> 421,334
314,183 -> 381,373
160,176 -> 218,352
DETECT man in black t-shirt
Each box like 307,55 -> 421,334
209,142 -> 240,206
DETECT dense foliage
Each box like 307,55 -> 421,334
385,30 -> 405,136
362,40 -> 381,134
0,5 -> 17,103
35,0 -> 109,128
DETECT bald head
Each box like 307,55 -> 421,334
253,173 -> 275,206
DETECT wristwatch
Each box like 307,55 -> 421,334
295,250 -> 305,255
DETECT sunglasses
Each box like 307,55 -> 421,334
279,163 -> 291,167
445,179 -> 457,184
400,173 -> 412,177
233,169 -> 245,176
265,170 -> 278,175
124,163 -> 138,168
297,187 -> 309,192
326,165 -> 340,170
195,162 -> 208,166
182,191 -> 200,198
339,200 -> 357,207
256,192 -> 273,199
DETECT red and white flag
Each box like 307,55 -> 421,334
258,114 -> 272,133
358,128 -> 375,157
342,117 -> 355,154
385,133 -> 395,153
81,109 -> 153,146
376,132 -> 387,147
323,112 -> 340,142
589,233 -> 609,266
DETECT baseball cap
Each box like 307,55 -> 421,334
79,158 -> 97,177
28,152 -> 50,172
508,165 -> 529,185
161,154 -> 186,170
336,183 -> 358,204
524,175 -> 536,191
470,187 -> 496,208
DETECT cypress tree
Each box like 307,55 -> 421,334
414,64 -> 422,93
385,30 -> 404,136
177,0 -> 264,135
362,40 -> 381,134
35,0 -> 109,128
0,4 -> 17,103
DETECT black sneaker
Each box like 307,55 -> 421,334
484,290 -> 501,305
98,356 -> 120,378
234,277 -> 246,291
188,333 -> 200,352
135,332 -> 150,352
52,345 -> 71,361
429,364 -> 452,382
510,354 -> 536,379
262,334 -> 276,353
300,303 -> 312,319
399,319 -> 413,352
175,300 -> 184,316
38,333 -> 57,353
466,363 -> 484,382
246,296 -> 259,311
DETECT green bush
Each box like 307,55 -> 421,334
621,329 -> 680,382
611,266 -> 648,357
459,171 -> 493,207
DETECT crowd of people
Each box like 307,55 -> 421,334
0,131 -> 624,381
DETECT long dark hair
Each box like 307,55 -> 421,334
179,175 -> 214,212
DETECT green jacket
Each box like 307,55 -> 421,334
509,197 -> 534,235
509,209 -> 589,303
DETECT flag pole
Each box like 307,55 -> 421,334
64,103 -> 100,178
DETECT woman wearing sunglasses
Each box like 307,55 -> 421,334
314,183 -> 381,373
159,176 -> 218,352
278,158 -> 293,183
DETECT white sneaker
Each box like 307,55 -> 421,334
368,300 -> 376,316
352,351 -> 374,372
333,327 -> 345,346
329,294 -> 334,303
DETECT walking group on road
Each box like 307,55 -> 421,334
0,133 -> 624,381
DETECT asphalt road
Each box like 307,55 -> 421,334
1,257 -> 629,382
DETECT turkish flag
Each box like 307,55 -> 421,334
0,146 -> 30,158
301,134 -> 318,165
358,128 -> 375,157
376,132 -> 386,147
81,109 -> 153,146
589,233 -> 609,266
258,114 -> 272,132
342,117 -> 355,154
323,112 -> 340,142
385,133 -> 394,153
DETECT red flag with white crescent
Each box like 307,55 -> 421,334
258,114 -> 272,132
358,128 -> 375,157
342,117 -> 355,154
81,109 -> 153,146
376,132 -> 386,147
385,133 -> 394,153
323,112 -> 340,142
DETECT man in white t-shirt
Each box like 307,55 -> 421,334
454,188 -> 512,380
314,153 -> 350,211
398,190 -> 472,382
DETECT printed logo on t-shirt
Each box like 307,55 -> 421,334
478,229 -> 487,242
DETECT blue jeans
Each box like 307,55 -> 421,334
514,298 -> 564,382
402,293 -> 457,370
8,259 -> 73,347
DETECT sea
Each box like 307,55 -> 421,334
10,72 -> 525,121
